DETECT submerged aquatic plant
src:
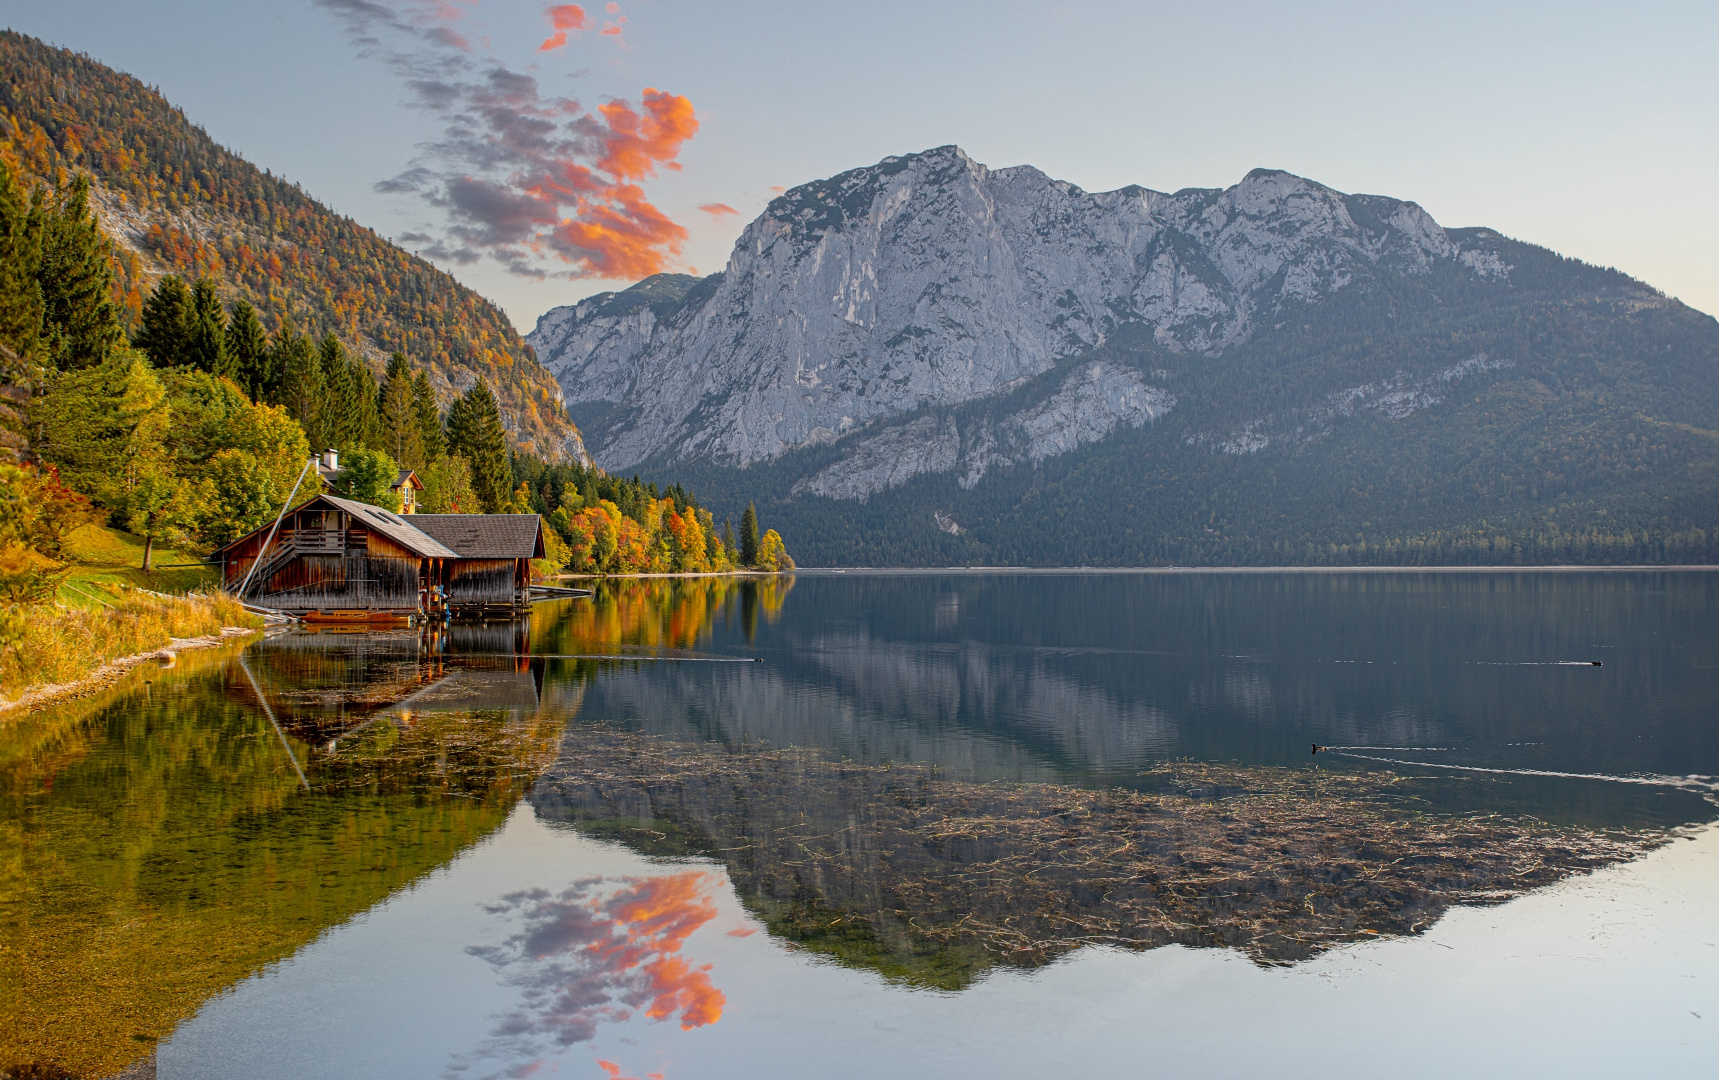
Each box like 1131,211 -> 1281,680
533,729 -> 1668,986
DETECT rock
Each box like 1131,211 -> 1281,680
530,146 -> 1512,478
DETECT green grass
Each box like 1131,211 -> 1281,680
55,524 -> 217,606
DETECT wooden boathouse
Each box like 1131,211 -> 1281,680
212,494 -> 544,618
409,514 -> 545,616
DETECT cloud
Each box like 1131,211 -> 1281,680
539,4 -> 588,51
322,0 -> 697,280
698,203 -> 738,217
450,872 -> 727,1079
595,90 -> 698,180
769,186 -> 785,194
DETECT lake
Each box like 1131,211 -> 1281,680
4,571 -> 1716,1079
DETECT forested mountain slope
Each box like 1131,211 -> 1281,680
0,31 -> 584,461
531,146 -> 1719,565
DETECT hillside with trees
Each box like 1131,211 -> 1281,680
0,30 -> 583,462
0,163 -> 788,629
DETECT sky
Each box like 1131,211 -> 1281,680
7,1 -> 1718,331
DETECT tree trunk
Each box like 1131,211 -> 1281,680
142,533 -> 153,574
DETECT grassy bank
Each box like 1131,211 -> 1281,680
1,586 -> 259,709
55,523 -> 217,597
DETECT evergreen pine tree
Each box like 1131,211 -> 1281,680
740,502 -> 760,567
0,163 -> 44,360
379,352 -> 424,469
133,276 -> 194,367
274,323 -> 326,449
37,175 -> 122,369
446,379 -> 511,513
723,519 -> 736,561
224,300 -> 270,400
349,357 -> 382,452
412,369 -> 445,460
318,333 -> 357,449
187,278 -> 229,375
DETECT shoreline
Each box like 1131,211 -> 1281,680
772,564 -> 1719,575
0,626 -> 260,718
551,570 -> 795,581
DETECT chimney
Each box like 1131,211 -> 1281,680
324,449 -> 339,471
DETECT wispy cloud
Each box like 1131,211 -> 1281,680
320,0 -> 696,280
697,203 -> 738,217
449,872 -> 727,1079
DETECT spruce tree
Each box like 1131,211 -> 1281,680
0,163 -> 44,361
412,369 -> 444,460
187,278 -> 229,375
740,502 -> 760,567
446,379 -> 511,513
133,276 -> 194,367
37,175 -> 122,369
318,333 -> 356,449
224,300 -> 270,399
378,352 -> 424,469
349,356 -> 382,452
274,324 -> 326,449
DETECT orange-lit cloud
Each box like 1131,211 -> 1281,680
456,872 -> 727,1078
539,4 -> 588,51
769,185 -> 785,194
329,0 -> 698,281
699,203 -> 738,217
599,2 -> 626,37
595,90 -> 698,180
724,926 -> 757,937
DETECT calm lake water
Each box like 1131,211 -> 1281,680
5,571 -> 1717,1079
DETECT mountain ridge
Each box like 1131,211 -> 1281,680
528,145 -> 1719,566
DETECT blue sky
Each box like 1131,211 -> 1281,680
8,0 -> 1717,329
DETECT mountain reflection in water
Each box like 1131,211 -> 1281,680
533,572 -> 1715,986
4,572 -> 1714,1080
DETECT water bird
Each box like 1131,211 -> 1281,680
1312,743 -> 1326,755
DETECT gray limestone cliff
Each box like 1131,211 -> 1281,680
529,145 -> 1515,501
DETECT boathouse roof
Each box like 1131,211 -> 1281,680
410,514 -> 546,560
210,493 -> 461,560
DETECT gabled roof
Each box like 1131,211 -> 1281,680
410,514 -> 546,559
392,469 -> 422,492
325,495 -> 461,557
210,492 -> 460,559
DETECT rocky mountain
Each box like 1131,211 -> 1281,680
1,32 -> 585,462
531,147 -> 1719,566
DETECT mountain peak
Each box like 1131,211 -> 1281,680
526,147 -> 1618,474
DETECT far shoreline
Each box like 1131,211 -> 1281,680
737,564 -> 1719,575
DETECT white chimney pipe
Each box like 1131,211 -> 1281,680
325,449 -> 339,471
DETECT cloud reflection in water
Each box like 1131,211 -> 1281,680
451,871 -> 725,1079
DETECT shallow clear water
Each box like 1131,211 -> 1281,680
4,571 -> 1716,1079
